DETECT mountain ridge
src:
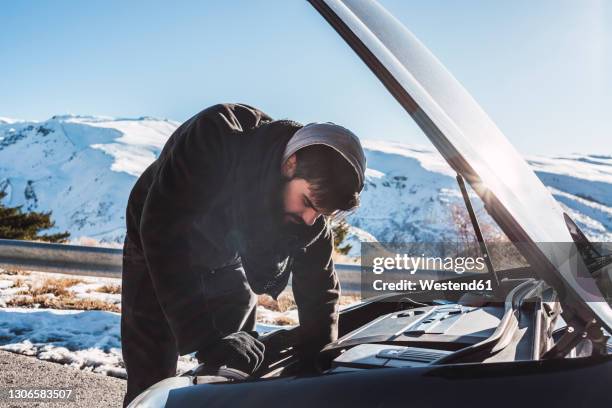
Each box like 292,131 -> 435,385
1,115 -> 610,246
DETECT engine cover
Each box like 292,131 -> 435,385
331,344 -> 452,372
333,304 -> 503,347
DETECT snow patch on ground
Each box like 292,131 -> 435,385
0,269 -> 312,379
0,305 -> 293,379
0,307 -> 126,377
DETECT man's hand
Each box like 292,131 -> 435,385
260,329 -> 297,354
196,331 -> 265,374
260,329 -> 321,375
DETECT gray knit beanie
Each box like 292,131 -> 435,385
282,122 -> 366,191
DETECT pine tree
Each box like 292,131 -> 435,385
331,219 -> 352,255
0,191 -> 70,243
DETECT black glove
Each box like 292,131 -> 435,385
260,329 -> 296,354
196,331 -> 265,374
260,329 -> 320,375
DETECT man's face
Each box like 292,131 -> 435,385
282,178 -> 323,226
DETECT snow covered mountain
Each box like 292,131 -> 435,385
0,115 -> 610,247
0,115 -> 179,244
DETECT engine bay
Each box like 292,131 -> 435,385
324,303 -> 504,372
186,276 -> 609,384
308,276 -> 575,375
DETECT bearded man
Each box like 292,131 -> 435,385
121,103 -> 366,406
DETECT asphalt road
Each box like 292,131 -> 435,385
0,350 -> 126,407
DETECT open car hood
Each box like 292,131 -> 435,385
308,0 -> 612,332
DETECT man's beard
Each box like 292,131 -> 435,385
279,175 -> 305,226
238,174 -> 309,254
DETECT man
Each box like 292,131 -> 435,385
121,103 -> 366,406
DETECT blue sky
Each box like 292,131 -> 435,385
1,0 -> 610,155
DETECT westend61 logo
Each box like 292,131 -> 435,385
361,242 -> 497,301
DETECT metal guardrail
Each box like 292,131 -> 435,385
0,239 -> 362,287
0,239 -> 473,297
0,238 -> 123,278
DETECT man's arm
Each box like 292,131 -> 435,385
138,103 -> 270,355
291,219 -> 341,360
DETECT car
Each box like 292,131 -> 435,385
128,0 -> 612,406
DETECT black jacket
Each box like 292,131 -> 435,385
125,103 -> 340,357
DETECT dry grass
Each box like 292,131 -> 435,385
21,277 -> 85,297
57,297 -> 120,312
1,267 -> 30,276
271,315 -> 297,325
6,276 -> 119,313
257,293 -> 296,312
12,277 -> 25,288
6,294 -> 120,313
258,292 -> 360,312
338,294 -> 361,306
96,284 -> 121,294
